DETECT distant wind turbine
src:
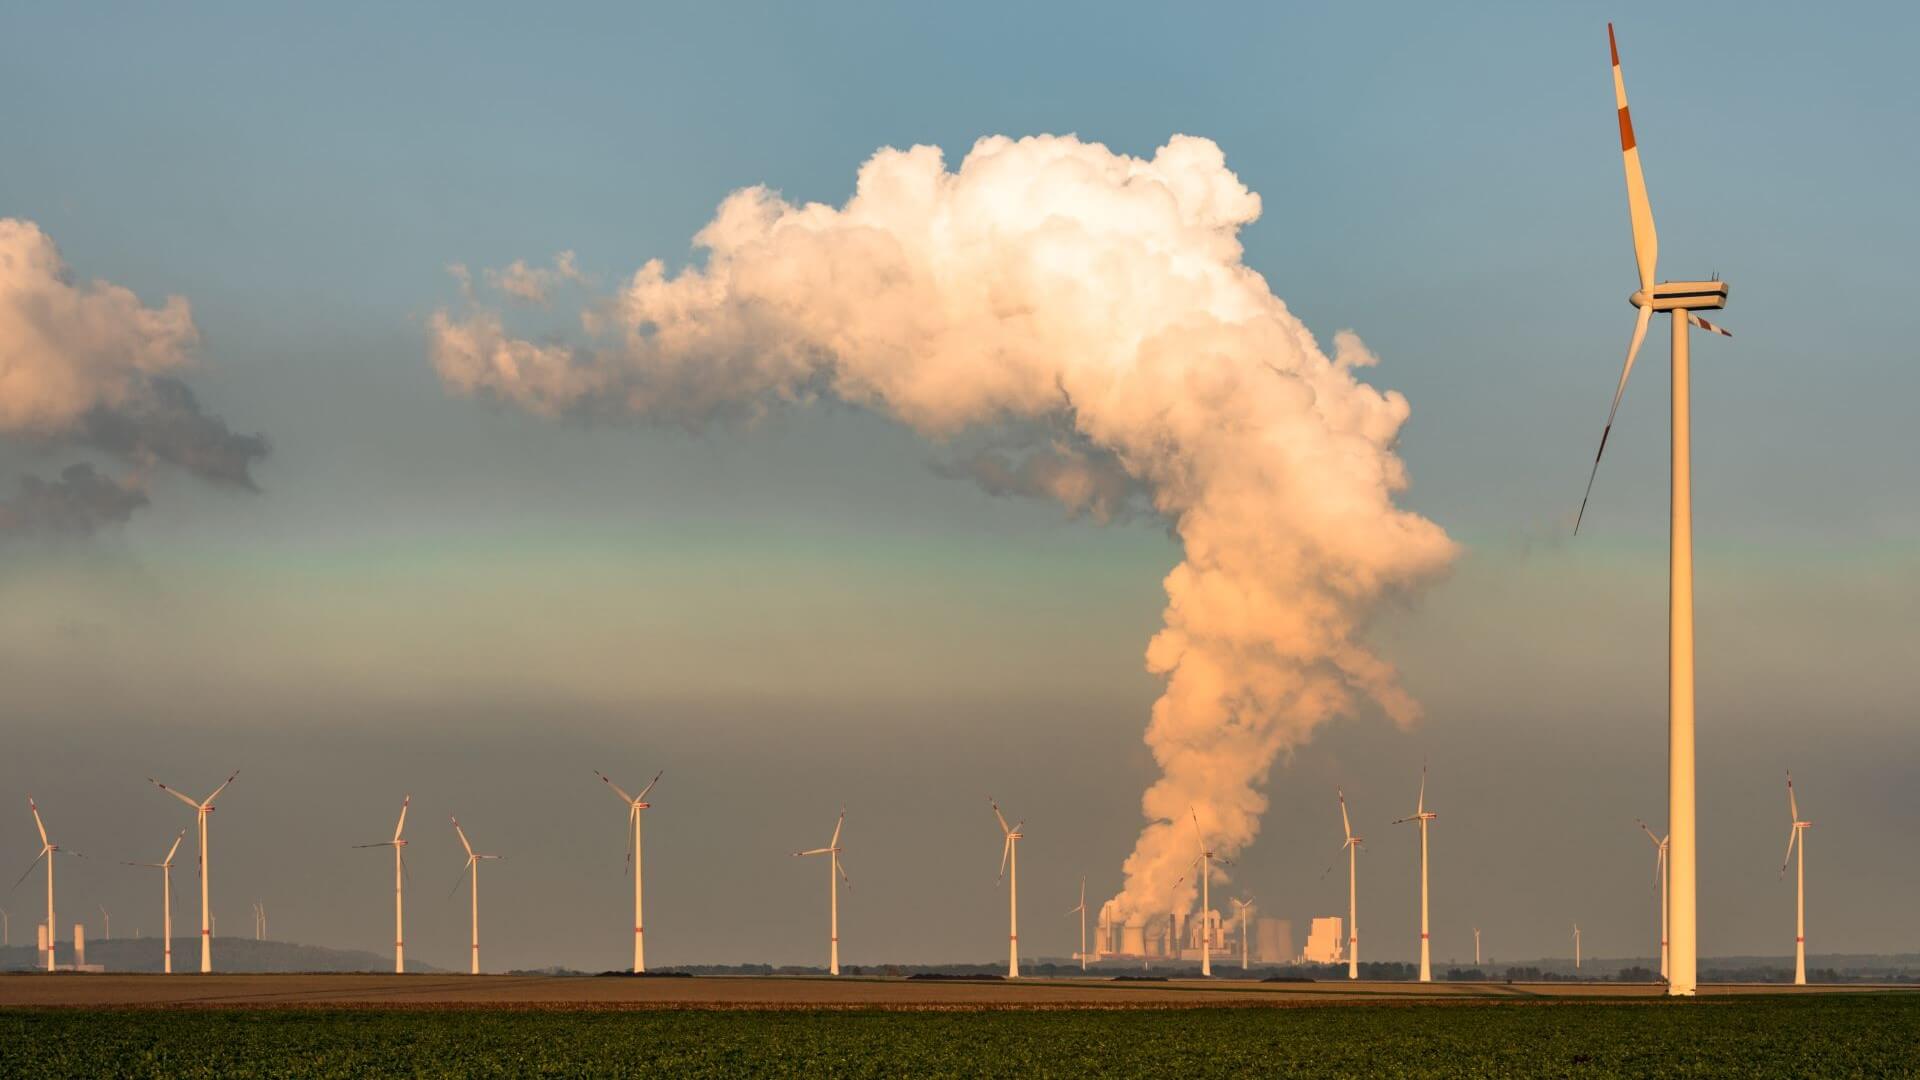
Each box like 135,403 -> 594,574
252,901 -> 265,941
1575,22 -> 1734,998
1636,819 -> 1669,981
794,808 -> 849,976
123,829 -> 187,973
1,907 -> 8,947
1327,789 -> 1363,980
595,770 -> 662,973
149,770 -> 239,973
451,816 -> 502,975
1067,876 -> 1087,973
1574,923 -> 1582,972
1231,896 -> 1255,972
353,796 -> 411,973
17,799 -> 84,972
1473,926 -> 1481,967
98,904 -> 110,941
1391,765 -> 1438,982
989,798 -> 1024,979
1781,771 -> 1812,986
1182,808 -> 1230,977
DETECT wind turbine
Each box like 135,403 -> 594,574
1231,896 -> 1255,972
1473,926 -> 1481,967
99,904 -> 110,941
1781,771 -> 1812,986
451,817 -> 502,975
1574,23 -> 1733,999
596,770 -> 661,973
1637,819 -> 1669,981
1182,808 -> 1230,977
123,829 -> 186,973
149,770 -> 239,973
1391,765 -> 1439,982
17,799 -> 84,972
1067,876 -> 1087,973
1574,923 -> 1582,972
794,808 -> 849,976
989,798 -> 1024,979
354,796 -> 410,973
1,907 -> 8,947
1331,789 -> 1362,980
252,902 -> 264,941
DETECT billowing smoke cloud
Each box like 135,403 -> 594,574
0,218 -> 267,536
430,134 -> 1455,923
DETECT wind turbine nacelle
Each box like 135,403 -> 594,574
1630,281 -> 1729,312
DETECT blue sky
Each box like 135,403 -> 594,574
0,3 -> 1914,971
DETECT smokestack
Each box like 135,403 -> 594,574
430,134 -> 1455,926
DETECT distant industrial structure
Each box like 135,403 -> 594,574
1092,912 -> 1302,966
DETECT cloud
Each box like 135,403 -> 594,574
0,218 -> 268,534
484,251 -> 588,306
430,133 -> 1456,923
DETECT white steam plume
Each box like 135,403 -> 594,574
430,134 -> 1455,923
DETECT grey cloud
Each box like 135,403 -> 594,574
0,462 -> 149,537
81,376 -> 270,490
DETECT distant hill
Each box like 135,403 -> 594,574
0,938 -> 444,974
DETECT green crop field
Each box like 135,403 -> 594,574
3,995 -> 1917,1078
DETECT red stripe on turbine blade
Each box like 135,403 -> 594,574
1619,107 -> 1636,152
1609,24 -> 1619,67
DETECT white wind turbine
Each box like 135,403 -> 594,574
1636,819 -> 1669,981
252,902 -> 265,941
1473,926 -> 1481,967
1574,23 -> 1734,998
1179,808 -> 1230,977
794,808 -> 849,976
99,904 -> 110,941
451,817 -> 502,975
1391,765 -> 1439,982
1327,788 -> 1363,980
1,907 -> 8,947
149,770 -> 239,973
1574,923 -> 1582,972
17,799 -> 85,972
595,770 -> 661,973
353,796 -> 410,973
1231,896 -> 1255,972
123,829 -> 186,973
989,798 -> 1023,979
1067,876 -> 1087,973
1781,771 -> 1812,986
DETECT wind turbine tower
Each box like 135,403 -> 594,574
150,770 -> 239,973
123,830 -> 186,973
794,809 -> 849,975
1392,766 -> 1439,982
1575,23 -> 1734,999
1574,924 -> 1582,972
1335,789 -> 1362,980
1231,896 -> 1255,972
451,817 -> 502,974
354,796 -> 410,973
595,770 -> 662,973
990,798 -> 1023,979
21,799 -> 80,973
1185,809 -> 1230,977
1067,876 -> 1087,973
1781,772 -> 1812,986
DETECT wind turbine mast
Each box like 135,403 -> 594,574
1392,766 -> 1439,982
1782,772 -> 1812,986
596,770 -> 662,973
990,798 -> 1023,979
1577,25 -> 1734,997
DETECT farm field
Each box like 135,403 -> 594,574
1,982 -> 1916,1078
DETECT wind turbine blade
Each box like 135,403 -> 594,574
164,829 -> 186,865
1636,819 -> 1661,847
451,817 -> 475,859
635,770 -> 663,803
829,809 -> 844,850
150,779 -> 202,812
836,857 -> 851,889
1686,313 -> 1732,337
201,770 -> 240,807
795,848 -> 830,857
1338,789 -> 1352,843
595,771 -> 636,806
1576,303 -> 1653,534
625,804 -> 637,875
27,800 -> 48,848
447,858 -> 474,901
1786,771 -> 1798,823
10,849 -> 48,891
394,796 -> 410,842
1417,765 -> 1427,816
1780,826 -> 1798,877
998,836 -> 1011,882
1611,23 -> 1659,291
989,798 -> 1011,837
351,842 -> 397,849
1190,807 -> 1206,852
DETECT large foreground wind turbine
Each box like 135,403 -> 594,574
595,770 -> 661,973
451,817 -> 502,975
1391,766 -> 1439,982
17,799 -> 83,972
1637,819 -> 1670,980
1182,808 -> 1230,977
150,770 -> 239,973
1067,876 -> 1088,972
794,809 -> 849,976
1231,896 -> 1255,972
1575,23 -> 1734,999
989,798 -> 1023,979
123,830 -> 187,973
1781,772 -> 1812,986
354,796 -> 410,973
